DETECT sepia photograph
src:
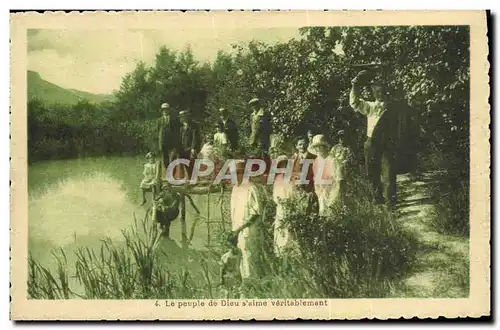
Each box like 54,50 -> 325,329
10,10 -> 490,320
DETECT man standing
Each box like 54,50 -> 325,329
179,110 -> 201,179
349,70 -> 398,208
291,137 -> 316,195
218,107 -> 239,153
157,102 -> 180,180
248,98 -> 272,178
248,98 -> 272,155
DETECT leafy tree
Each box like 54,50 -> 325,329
337,26 -> 469,164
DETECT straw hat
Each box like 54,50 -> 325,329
161,103 -> 170,110
234,159 -> 246,173
275,155 -> 288,168
248,97 -> 260,106
307,134 -> 331,155
179,110 -> 189,116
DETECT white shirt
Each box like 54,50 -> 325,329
213,132 -> 228,146
198,142 -> 215,161
349,90 -> 386,138
230,183 -> 261,239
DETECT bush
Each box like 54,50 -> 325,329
277,175 -> 418,298
210,176 -> 418,298
422,138 -> 469,238
428,171 -> 469,237
28,98 -> 158,162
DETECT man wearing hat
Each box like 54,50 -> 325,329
349,70 -> 398,208
248,97 -> 273,155
218,107 -> 239,152
157,102 -> 181,179
179,110 -> 201,179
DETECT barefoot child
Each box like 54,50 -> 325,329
219,233 -> 242,298
140,152 -> 158,205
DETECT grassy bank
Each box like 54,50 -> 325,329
28,173 -> 419,299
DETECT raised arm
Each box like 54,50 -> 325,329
349,72 -> 372,116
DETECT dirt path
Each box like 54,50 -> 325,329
394,173 -> 469,298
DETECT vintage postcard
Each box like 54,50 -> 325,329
10,10 -> 490,320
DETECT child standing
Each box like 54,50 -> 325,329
308,135 -> 336,216
140,152 -> 158,206
272,155 -> 294,256
213,124 -> 228,147
329,130 -> 353,205
230,159 -> 268,298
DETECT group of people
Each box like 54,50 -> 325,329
218,129 -> 353,298
138,69 -> 403,298
139,104 -> 202,205
220,70 -> 402,298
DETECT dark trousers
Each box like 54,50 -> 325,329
160,148 -> 180,181
178,151 -> 196,180
250,151 -> 271,176
364,137 -> 397,208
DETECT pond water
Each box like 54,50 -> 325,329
28,156 -> 226,283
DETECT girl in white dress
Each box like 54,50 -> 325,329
213,124 -> 228,147
140,152 -> 158,205
308,135 -> 337,216
272,155 -> 294,256
329,130 -> 353,205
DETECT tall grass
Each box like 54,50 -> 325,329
28,249 -> 71,299
428,172 -> 469,237
423,145 -> 470,238
28,176 -> 418,299
28,213 -> 203,299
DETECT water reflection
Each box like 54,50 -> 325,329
29,171 -> 141,247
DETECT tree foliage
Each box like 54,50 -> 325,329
114,45 -> 212,121
30,25 -> 469,172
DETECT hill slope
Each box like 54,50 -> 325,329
27,71 -> 115,106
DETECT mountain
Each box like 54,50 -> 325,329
27,71 -> 115,106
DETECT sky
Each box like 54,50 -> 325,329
27,28 -> 302,95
